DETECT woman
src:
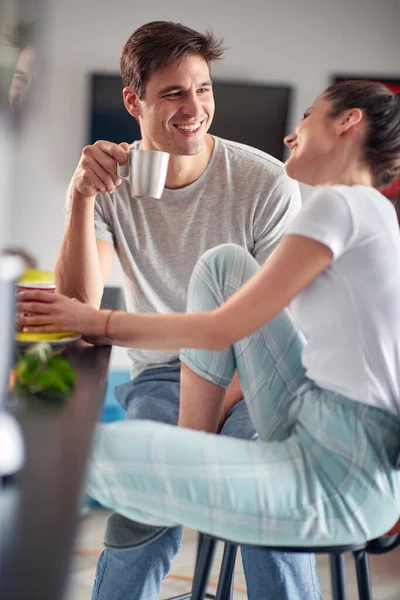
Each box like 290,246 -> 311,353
18,80 -> 400,546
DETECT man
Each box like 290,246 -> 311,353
57,20 -> 320,600
8,21 -> 36,126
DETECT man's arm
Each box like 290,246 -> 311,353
55,193 -> 114,308
253,174 -> 302,263
55,141 -> 129,308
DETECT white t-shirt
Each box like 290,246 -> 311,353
287,185 -> 400,417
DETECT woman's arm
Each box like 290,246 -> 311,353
106,235 -> 333,349
19,235 -> 333,351
218,234 -> 333,344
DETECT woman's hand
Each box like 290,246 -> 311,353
17,290 -> 109,341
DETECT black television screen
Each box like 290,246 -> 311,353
88,74 -> 292,161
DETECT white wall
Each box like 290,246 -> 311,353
8,0 -> 400,368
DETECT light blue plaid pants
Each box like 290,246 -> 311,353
88,244 -> 400,547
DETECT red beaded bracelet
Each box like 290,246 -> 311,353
104,309 -> 115,338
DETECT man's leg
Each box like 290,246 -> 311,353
92,527 -> 182,600
92,367 -> 183,600
221,401 -> 321,600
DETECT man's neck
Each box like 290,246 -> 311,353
165,135 -> 215,190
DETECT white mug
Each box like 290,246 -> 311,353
117,148 -> 170,200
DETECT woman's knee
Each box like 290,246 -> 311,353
199,244 -> 259,292
187,244 -> 259,311
200,243 -> 249,269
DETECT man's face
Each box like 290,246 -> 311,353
124,54 -> 215,156
9,45 -> 36,118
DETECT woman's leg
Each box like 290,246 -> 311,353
88,392 -> 400,548
180,244 -> 308,441
87,244 -> 400,547
87,243 -> 311,545
178,363 -> 225,432
88,417 -> 309,546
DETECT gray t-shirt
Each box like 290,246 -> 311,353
94,136 -> 301,378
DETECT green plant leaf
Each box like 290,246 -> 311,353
13,342 -> 76,402
48,356 -> 76,386
15,354 -> 41,384
32,369 -> 69,393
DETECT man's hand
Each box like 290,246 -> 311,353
72,140 -> 130,198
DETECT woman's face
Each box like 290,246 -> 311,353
284,96 -> 341,186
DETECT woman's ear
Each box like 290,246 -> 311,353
337,108 -> 364,135
123,86 -> 140,119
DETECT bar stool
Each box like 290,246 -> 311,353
167,532 -> 371,600
173,520 -> 400,600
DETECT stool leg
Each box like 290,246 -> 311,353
191,535 -> 217,600
330,554 -> 347,600
215,544 -> 238,600
195,533 -> 206,569
353,550 -> 372,600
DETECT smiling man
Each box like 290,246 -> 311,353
122,50 -> 216,188
56,20 -> 320,600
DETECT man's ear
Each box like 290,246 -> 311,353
336,108 -> 363,135
123,86 -> 141,119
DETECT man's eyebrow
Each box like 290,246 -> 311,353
158,80 -> 213,95
14,68 -> 28,76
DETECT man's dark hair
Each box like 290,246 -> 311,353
120,21 -> 225,99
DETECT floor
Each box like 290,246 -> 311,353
66,507 -> 400,600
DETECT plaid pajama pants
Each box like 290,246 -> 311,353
87,244 -> 400,547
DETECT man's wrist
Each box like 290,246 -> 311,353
71,188 -> 97,208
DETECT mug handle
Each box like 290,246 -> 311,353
117,153 -> 130,180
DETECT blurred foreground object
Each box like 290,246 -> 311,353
0,254 -> 25,477
13,342 -> 76,402
7,21 -> 36,126
2,246 -> 38,269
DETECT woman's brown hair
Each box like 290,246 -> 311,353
324,80 -> 400,189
